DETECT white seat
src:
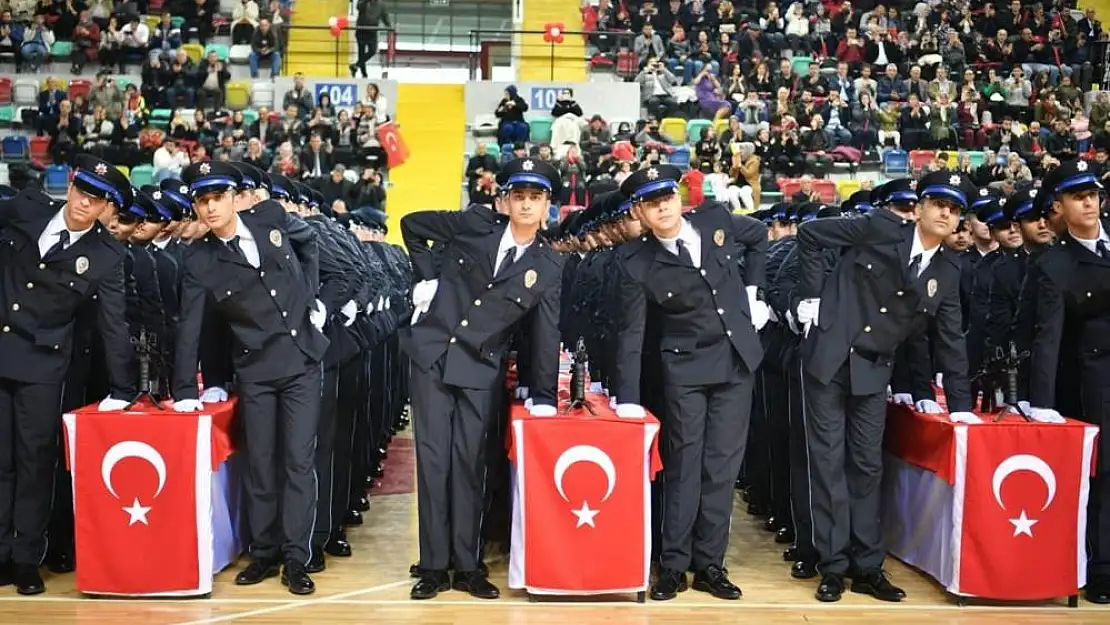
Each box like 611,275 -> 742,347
471,113 -> 498,137
0,162 -> 9,185
251,83 -> 275,109
229,44 -> 252,64
14,79 -> 38,106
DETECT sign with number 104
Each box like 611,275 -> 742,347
314,83 -> 359,107
529,87 -> 568,111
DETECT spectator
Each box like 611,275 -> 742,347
494,84 -> 529,145
153,138 -> 190,182
149,11 -> 181,61
98,14 -> 122,72
319,164 -> 354,204
232,0 -> 260,45
300,132 -> 333,179
196,50 -> 230,109
250,17 -> 282,78
119,14 -> 148,71
633,22 -> 665,66
282,73 -> 315,118
350,0 -> 391,79
90,72 -> 123,118
70,10 -> 100,74
636,57 -> 678,119
361,84 -> 389,123
185,0 -> 214,45
20,14 -> 53,72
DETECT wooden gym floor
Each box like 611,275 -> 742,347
2,440 -> 1108,624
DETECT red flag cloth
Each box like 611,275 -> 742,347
507,395 -> 661,594
62,399 -> 238,595
377,121 -> 409,168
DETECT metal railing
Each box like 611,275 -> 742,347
281,25 -> 397,77
466,29 -> 637,80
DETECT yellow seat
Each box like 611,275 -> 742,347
714,118 -> 730,136
836,178 -> 862,202
660,117 -> 688,144
678,180 -> 690,205
225,81 -> 251,110
116,165 -> 130,178
945,151 -> 960,169
144,16 -> 160,32
182,43 -> 205,64
40,78 -> 68,92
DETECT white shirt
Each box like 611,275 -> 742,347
38,208 -> 93,259
1070,224 -> 1110,256
218,215 -> 261,268
656,219 -> 701,268
493,226 -> 532,276
909,228 -> 940,277
151,237 -> 172,250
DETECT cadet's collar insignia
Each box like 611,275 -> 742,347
179,185 -> 189,194
524,269 -> 537,289
999,197 -> 1007,205
521,159 -> 534,171
1078,161 -> 1089,171
949,175 -> 961,185
647,168 -> 659,180
1030,189 -> 1038,199
199,163 -> 211,175
909,180 -> 918,190
270,229 -> 282,247
152,191 -> 162,200
94,163 -> 108,176
979,188 -> 988,197
927,278 -> 938,298
713,228 -> 725,247
75,256 -> 89,275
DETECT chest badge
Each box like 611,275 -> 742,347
927,278 -> 938,298
75,256 -> 89,275
713,229 -> 725,247
269,229 -> 282,247
524,269 -> 537,289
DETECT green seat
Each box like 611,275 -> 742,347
170,16 -> 186,30
114,77 -> 134,90
204,44 -> 230,62
0,105 -> 14,125
702,176 -> 715,198
482,142 -> 500,158
241,109 -> 259,125
129,164 -> 155,188
150,108 -> 172,129
686,119 -> 713,144
790,56 -> 815,79
528,116 -> 553,144
50,41 -> 73,58
967,150 -> 986,169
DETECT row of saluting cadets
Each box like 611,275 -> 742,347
1,151 -> 1108,605
0,155 -> 413,596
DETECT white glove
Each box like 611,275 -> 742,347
310,299 -> 327,331
173,399 -> 204,412
796,298 -> 820,326
341,300 -> 358,327
199,386 -> 228,403
1017,401 -> 1066,423
610,395 -> 618,410
891,393 -> 915,406
385,296 -> 391,310
378,295 -> 386,312
949,411 -> 984,424
365,300 -> 375,314
935,372 -> 944,388
915,399 -> 945,414
589,382 -> 604,393
411,279 -> 438,310
785,310 -> 801,335
616,403 -> 646,418
748,298 -> 771,332
529,404 -> 557,417
515,386 -> 530,400
767,306 -> 780,323
97,397 -> 130,412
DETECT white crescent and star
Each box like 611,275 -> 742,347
101,441 -> 168,526
552,445 -> 617,529
991,454 -> 1057,538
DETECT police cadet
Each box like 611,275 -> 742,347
400,157 -> 564,600
0,154 -> 138,594
612,164 -> 768,601
1026,159 -> 1110,604
793,171 -> 979,603
172,161 -> 328,595
120,190 -> 171,395
149,180 -> 193,390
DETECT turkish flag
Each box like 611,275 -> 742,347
64,410 -> 211,595
958,422 -> 1098,599
514,412 -> 659,592
377,121 -> 409,169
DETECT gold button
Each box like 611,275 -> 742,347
461,320 -> 469,327
69,282 -> 74,287
726,255 -> 731,260
53,345 -> 59,350
1088,292 -> 1093,298
849,347 -> 855,353
879,307 -> 887,313
11,304 -> 18,311
450,337 -> 457,343
291,329 -> 298,337
474,299 -> 481,306
270,289 -> 277,296
864,326 -> 872,332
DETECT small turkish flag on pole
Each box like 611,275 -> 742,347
377,121 -> 409,169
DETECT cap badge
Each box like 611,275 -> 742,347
1078,161 -> 1089,171
199,163 -> 211,175
713,229 -> 725,247
521,159 -> 535,171
647,168 -> 659,180
94,163 -> 108,176
908,180 -> 918,190
927,278 -> 938,298
949,175 -> 961,185
979,188 -> 988,197
524,269 -> 537,289
152,191 -> 162,200
269,229 -> 283,247
1030,189 -> 1038,199
75,256 -> 89,275
180,185 -> 189,194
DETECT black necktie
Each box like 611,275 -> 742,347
907,252 -> 922,282
226,236 -> 247,263
675,239 -> 694,267
44,230 -> 69,259
496,247 -> 515,276
1097,240 -> 1110,261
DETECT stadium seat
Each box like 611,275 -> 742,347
229,45 -> 251,64
150,108 -> 173,129
0,105 -> 14,127
791,56 -> 815,78
836,178 -> 862,201
251,82 -> 275,109
668,145 -> 691,170
29,136 -> 50,164
14,79 -> 38,105
528,116 -> 553,144
713,118 -> 729,136
116,165 -> 130,178
0,77 -> 11,104
812,179 -> 838,204
967,150 -> 986,169
1,136 -> 28,161
114,77 -> 134,90
482,142 -> 501,158
205,44 -> 231,62
170,16 -> 186,30
908,150 -> 935,174
144,16 -> 160,31
40,78 -> 67,91
241,108 -> 260,125
0,162 -> 8,185
778,178 -> 801,199
225,81 -> 251,109
883,149 -> 909,175
471,113 -> 498,137
44,164 -> 70,194
660,118 -> 687,144
50,41 -> 73,60
678,180 -> 690,204
943,151 -> 959,169
130,164 -> 155,187
702,176 -> 715,199
67,79 -> 92,101
686,119 -> 713,143
182,43 -> 204,64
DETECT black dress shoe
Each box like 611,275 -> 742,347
775,527 -> 794,544
324,534 -> 352,557
692,565 -> 742,600
411,570 -> 450,599
782,546 -> 797,561
345,510 -> 363,525
1086,577 -> 1110,604
650,568 -> 688,600
747,502 -> 769,516
452,570 -> 500,599
306,549 -> 326,574
13,565 -> 45,595
816,573 -> 845,602
762,516 -> 777,532
46,552 -> 75,574
281,561 -> 316,595
357,495 -> 370,511
235,559 -> 280,585
851,570 -> 905,602
791,560 -> 818,579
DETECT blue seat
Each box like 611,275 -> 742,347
44,164 -> 70,194
668,145 -> 691,170
883,149 -> 909,175
1,136 -> 28,161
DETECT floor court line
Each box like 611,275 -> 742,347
167,579 -> 412,625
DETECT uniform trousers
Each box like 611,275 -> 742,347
237,364 -> 322,565
745,371 -> 771,508
762,339 -> 793,528
0,378 -> 66,566
349,352 -> 372,508
411,358 -> 499,573
1080,364 -> 1110,578
334,355 -> 362,524
659,364 -> 754,573
312,365 -> 341,548
802,362 -> 888,577
786,345 -> 817,562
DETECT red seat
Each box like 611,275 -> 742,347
909,150 -> 935,174
29,136 -> 50,165
67,79 -> 92,102
812,179 -> 838,204
616,51 -> 638,79
559,204 -> 584,219
0,77 -> 11,104
777,178 -> 801,200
